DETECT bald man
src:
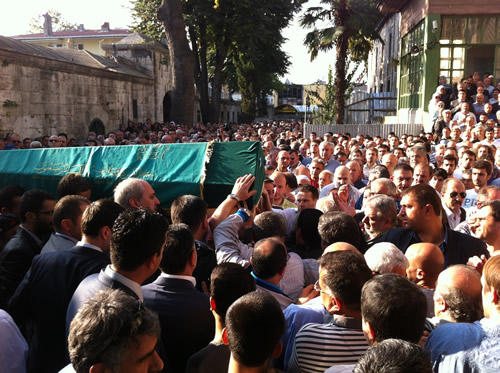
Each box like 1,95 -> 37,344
277,151 -> 291,172
381,153 -> 398,176
323,242 -> 362,255
319,166 -> 361,203
429,265 -> 483,329
405,243 -> 445,317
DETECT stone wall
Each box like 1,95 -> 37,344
0,46 -> 173,141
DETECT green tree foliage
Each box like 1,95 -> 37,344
28,9 -> 77,33
301,0 -> 381,124
129,0 -> 165,42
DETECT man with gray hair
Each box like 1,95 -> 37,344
62,289 -> 163,373
362,194 -> 398,243
319,141 -> 340,173
364,242 -> 409,276
113,178 -> 160,211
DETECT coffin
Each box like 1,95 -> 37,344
0,141 -> 265,208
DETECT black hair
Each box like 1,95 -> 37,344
160,223 -> 194,274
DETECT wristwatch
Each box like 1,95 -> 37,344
228,193 -> 240,202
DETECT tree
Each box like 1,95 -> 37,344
300,0 -> 381,124
129,0 -> 165,42
28,9 -> 77,33
157,0 -> 195,127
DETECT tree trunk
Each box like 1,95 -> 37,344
334,0 -> 349,124
158,0 -> 195,126
189,23 -> 209,124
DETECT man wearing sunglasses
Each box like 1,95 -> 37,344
441,178 -> 467,229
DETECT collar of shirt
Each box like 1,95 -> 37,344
104,265 -> 143,301
251,271 -> 290,298
443,204 -> 461,225
76,241 -> 103,252
332,314 -> 363,329
19,225 -> 42,246
159,273 -> 196,287
55,232 -> 79,244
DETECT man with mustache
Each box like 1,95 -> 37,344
441,178 -> 467,229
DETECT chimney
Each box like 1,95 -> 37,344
101,22 -> 110,32
43,13 -> 53,36
78,24 -> 85,32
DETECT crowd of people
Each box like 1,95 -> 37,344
1,80 -> 500,372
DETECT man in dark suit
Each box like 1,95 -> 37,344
143,224 -> 215,373
0,190 -> 56,308
66,207 -> 168,332
9,199 -> 123,373
374,184 -> 488,267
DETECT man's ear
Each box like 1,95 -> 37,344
128,198 -> 141,209
362,318 -> 376,346
210,297 -> 216,312
60,218 -> 73,233
272,341 -> 283,358
99,226 -> 112,241
434,293 -> 447,313
326,294 -> 342,314
416,268 -> 425,281
90,363 -> 112,373
222,328 -> 229,345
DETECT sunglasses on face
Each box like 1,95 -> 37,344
450,191 -> 466,198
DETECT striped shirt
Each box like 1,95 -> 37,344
288,315 -> 368,373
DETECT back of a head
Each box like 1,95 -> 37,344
295,208 -> 323,249
57,173 -> 92,199
252,237 -> 287,280
81,199 -> 124,237
364,243 -> 409,275
113,178 -> 144,208
210,263 -> 256,320
0,184 -> 25,213
363,194 -> 398,225
20,189 -> 56,223
319,251 -> 372,311
170,195 -> 207,233
353,339 -> 432,373
111,208 -> 168,271
225,291 -> 285,367
68,289 -> 160,373
253,211 -> 287,241
160,223 -> 194,275
483,255 -> 500,297
52,195 -> 90,233
318,211 -> 364,250
361,274 -> 427,344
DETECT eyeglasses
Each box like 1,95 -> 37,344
38,210 -> 54,216
450,191 -> 467,199
313,280 -> 333,297
49,139 -> 60,142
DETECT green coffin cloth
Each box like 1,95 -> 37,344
0,142 -> 265,208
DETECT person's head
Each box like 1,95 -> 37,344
57,173 -> 92,199
404,243 -> 444,288
19,190 -> 57,237
316,251 -> 372,315
170,195 -> 208,237
318,170 -> 334,190
364,243 -> 409,276
252,211 -> 287,242
474,200 -> 500,247
270,172 -> 287,202
318,211 -> 364,250
476,185 -> 500,209
368,165 -> 390,184
346,160 -> 362,182
251,237 -> 288,281
460,149 -> 476,170
429,168 -> 448,193
334,166 -> 351,186
209,263 -> 256,322
441,178 -> 466,214
369,178 -> 397,198
434,265 -> 483,323
81,199 -> 123,251
472,160 -> 493,190
365,147 -> 378,164
68,289 -> 163,373
113,178 -> 160,211
295,208 -> 323,250
277,150 -> 291,171
399,184 -> 442,231
224,291 -> 285,368
111,208 -> 168,273
481,255 -> 500,319
411,163 -> 431,185
319,141 -> 334,162
361,274 -> 427,345
353,339 -> 432,373
442,154 -> 458,177
362,195 -> 397,238
160,223 -> 196,275
381,153 -> 398,175
392,164 -> 414,194
52,195 -> 90,240
295,185 -> 319,212
310,158 -> 325,181
0,184 -> 25,218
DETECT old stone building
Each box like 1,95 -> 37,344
0,32 -> 175,140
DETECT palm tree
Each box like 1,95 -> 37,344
300,0 -> 381,124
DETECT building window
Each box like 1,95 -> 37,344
73,44 -> 84,50
399,22 -> 425,109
